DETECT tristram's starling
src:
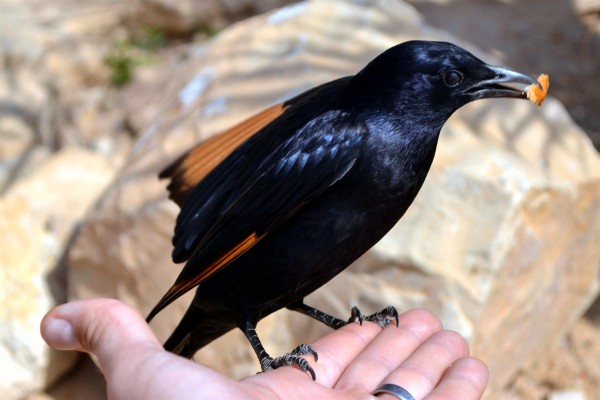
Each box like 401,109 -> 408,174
147,41 -> 546,379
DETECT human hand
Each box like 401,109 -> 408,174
41,299 -> 487,400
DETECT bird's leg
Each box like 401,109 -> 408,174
288,301 -> 399,329
287,301 -> 349,329
241,320 -> 318,380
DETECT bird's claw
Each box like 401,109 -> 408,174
261,344 -> 318,380
348,306 -> 365,325
348,305 -> 399,328
292,343 -> 319,362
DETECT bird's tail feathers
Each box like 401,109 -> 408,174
163,306 -> 235,359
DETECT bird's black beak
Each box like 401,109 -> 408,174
466,65 -> 541,100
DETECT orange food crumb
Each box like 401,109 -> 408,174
527,74 -> 549,108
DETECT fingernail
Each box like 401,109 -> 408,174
44,318 -> 81,349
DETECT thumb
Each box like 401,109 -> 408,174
41,299 -> 163,373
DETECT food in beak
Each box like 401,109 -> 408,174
527,74 -> 549,108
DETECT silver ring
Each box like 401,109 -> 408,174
372,383 -> 416,400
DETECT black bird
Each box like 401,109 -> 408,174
147,40 -> 542,379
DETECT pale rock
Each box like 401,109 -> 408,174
120,53 -> 183,134
548,390 -> 587,400
0,0 -> 127,84
34,357 -> 106,400
571,318 -> 600,388
8,147 -> 119,244
0,0 -> 132,191
0,146 -> 53,194
0,147 -> 118,399
500,320 -> 599,399
67,194 -> 190,343
0,0 -> 128,54
66,0 -> 600,397
132,0 -> 298,35
0,64 -> 52,189
574,0 -> 600,14
0,196 -> 75,399
0,0 -> 135,163
43,41 -> 113,92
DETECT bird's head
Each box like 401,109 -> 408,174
351,41 -> 541,127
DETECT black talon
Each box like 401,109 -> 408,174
244,322 -> 318,380
365,305 -> 400,328
243,305 -> 397,381
387,306 -> 400,327
348,306 -> 365,325
264,349 -> 317,380
300,344 -> 316,358
290,343 -> 319,362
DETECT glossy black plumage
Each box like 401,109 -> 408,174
147,40 -> 541,378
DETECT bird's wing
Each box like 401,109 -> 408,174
147,110 -> 365,320
160,103 -> 290,207
160,76 -> 353,207
163,77 -> 353,264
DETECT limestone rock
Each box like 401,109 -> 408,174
65,0 -> 600,397
67,191 -> 188,343
506,315 -> 599,399
574,0 -> 600,14
0,0 -> 133,191
0,0 -> 126,89
0,63 -> 52,190
548,391 -> 587,400
0,147 -> 118,399
8,147 -> 119,244
0,196 -> 74,400
34,357 -> 106,400
132,0 -> 298,36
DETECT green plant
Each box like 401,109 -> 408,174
104,27 -> 167,87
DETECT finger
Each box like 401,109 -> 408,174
41,299 -> 162,373
253,318 -> 383,387
41,299 -> 257,400
373,330 -> 470,400
308,320 -> 383,386
424,357 -> 488,400
335,309 -> 442,392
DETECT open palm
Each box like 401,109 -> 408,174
42,300 -> 487,400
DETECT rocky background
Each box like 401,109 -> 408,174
1,0 -> 599,399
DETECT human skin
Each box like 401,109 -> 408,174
41,300 -> 488,400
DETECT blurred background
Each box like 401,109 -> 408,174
1,0 -> 599,399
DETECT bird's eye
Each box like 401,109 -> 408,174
443,70 -> 463,87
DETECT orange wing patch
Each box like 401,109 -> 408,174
161,103 -> 289,206
146,233 -> 263,322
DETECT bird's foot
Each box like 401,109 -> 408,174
261,344 -> 318,380
348,305 -> 399,328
